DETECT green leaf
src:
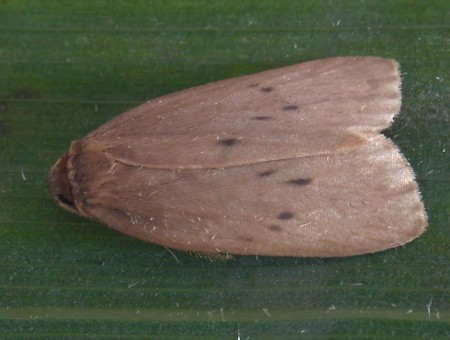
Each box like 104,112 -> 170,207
1,1 -> 448,338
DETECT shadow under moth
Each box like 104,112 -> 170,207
48,56 -> 427,257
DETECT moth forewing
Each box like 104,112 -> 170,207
49,56 -> 427,257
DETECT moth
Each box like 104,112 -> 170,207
48,56 -> 427,257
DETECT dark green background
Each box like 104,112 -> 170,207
1,1 -> 448,338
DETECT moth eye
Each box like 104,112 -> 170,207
282,105 -> 299,111
217,138 -> 239,147
252,116 -> 272,121
286,178 -> 312,186
277,211 -> 295,220
258,170 -> 275,177
58,194 -> 75,207
260,87 -> 273,93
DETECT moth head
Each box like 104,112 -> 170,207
48,142 -> 89,217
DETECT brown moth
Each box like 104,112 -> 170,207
48,57 -> 427,257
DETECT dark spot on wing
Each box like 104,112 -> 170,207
248,83 -> 259,88
217,138 -> 239,147
269,225 -> 282,232
258,170 -> 275,177
252,116 -> 272,121
282,105 -> 298,111
260,87 -> 273,93
240,236 -> 254,243
278,211 -> 294,220
286,178 -> 312,186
